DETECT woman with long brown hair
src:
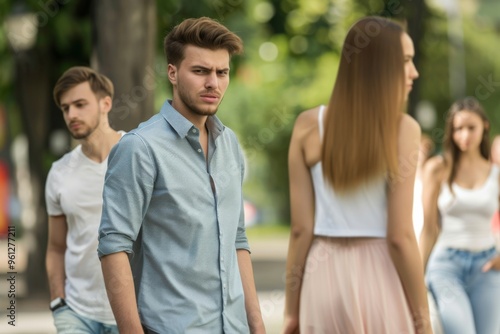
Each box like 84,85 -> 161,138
420,97 -> 500,333
282,16 -> 432,334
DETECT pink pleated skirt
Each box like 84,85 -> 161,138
299,237 -> 415,334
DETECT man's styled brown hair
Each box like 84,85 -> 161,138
164,17 -> 243,67
321,16 -> 406,192
53,66 -> 114,107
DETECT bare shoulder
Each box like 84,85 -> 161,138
423,155 -> 447,182
396,114 -> 421,158
398,113 -> 421,138
292,106 -> 323,138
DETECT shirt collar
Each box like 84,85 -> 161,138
160,100 -> 225,139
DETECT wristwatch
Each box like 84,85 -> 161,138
49,297 -> 66,311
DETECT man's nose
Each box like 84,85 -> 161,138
67,106 -> 78,119
205,72 -> 217,89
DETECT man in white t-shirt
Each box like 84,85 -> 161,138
45,66 -> 122,333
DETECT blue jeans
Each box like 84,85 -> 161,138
426,247 -> 500,334
53,305 -> 118,334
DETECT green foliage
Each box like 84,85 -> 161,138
462,17 -> 500,136
418,4 -> 500,151
2,0 -> 500,226
418,9 -> 451,147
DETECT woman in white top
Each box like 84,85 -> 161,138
420,97 -> 500,334
282,17 -> 432,334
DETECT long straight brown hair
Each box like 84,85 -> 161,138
443,97 -> 490,191
322,17 -> 406,192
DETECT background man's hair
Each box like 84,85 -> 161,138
164,17 -> 243,67
53,66 -> 114,107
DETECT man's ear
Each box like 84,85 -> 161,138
167,64 -> 177,85
100,95 -> 113,114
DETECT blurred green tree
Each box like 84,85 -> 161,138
1,0 -> 500,297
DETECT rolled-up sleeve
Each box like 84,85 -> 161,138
98,133 -> 156,258
235,199 -> 250,252
235,141 -> 250,252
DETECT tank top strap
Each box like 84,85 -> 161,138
492,164 -> 500,179
486,164 -> 500,188
318,105 -> 325,139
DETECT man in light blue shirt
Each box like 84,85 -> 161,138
98,17 -> 265,334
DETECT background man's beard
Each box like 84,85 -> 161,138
69,117 -> 101,140
69,108 -> 102,140
71,129 -> 92,140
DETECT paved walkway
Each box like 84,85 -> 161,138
0,292 -> 284,334
0,237 -> 289,333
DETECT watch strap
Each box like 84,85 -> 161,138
49,297 -> 66,311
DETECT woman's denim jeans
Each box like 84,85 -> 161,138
426,247 -> 500,334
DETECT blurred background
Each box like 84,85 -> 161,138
0,0 -> 500,332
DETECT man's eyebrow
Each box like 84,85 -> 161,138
61,98 -> 86,107
191,65 -> 230,71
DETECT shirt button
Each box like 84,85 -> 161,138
197,149 -> 202,153
221,257 -> 224,261
192,129 -> 197,133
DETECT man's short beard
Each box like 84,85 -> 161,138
190,106 -> 218,116
71,129 -> 92,140
177,83 -> 222,116
68,106 -> 101,140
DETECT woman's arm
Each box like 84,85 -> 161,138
386,114 -> 432,333
282,112 -> 316,334
419,156 -> 445,270
481,173 -> 500,272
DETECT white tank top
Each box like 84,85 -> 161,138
436,165 -> 499,251
311,106 -> 388,238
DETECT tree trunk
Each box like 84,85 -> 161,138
14,48 -> 52,295
91,0 -> 157,131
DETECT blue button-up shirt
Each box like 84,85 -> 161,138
98,101 -> 250,333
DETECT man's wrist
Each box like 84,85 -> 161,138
49,297 -> 66,311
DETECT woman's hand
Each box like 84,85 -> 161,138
482,254 -> 500,272
413,309 -> 434,334
281,315 -> 300,334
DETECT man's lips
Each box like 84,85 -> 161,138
69,122 -> 82,130
200,94 -> 219,103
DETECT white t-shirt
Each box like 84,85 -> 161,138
45,140 -> 122,324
